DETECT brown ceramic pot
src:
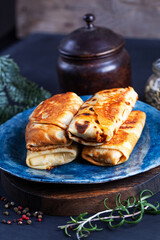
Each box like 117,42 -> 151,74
57,13 -> 131,95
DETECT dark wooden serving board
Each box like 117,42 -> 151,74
1,166 -> 160,216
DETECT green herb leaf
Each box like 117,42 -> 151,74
58,189 -> 160,239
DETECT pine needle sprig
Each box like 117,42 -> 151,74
0,55 -> 51,124
58,190 -> 160,239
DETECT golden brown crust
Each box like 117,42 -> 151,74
82,111 -> 146,166
68,87 -> 138,145
25,121 -> 72,151
25,92 -> 83,151
29,92 -> 83,129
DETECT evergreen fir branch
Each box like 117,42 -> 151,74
0,55 -> 51,124
0,105 -> 27,123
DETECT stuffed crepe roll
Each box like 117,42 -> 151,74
81,111 -> 146,166
26,143 -> 78,170
68,87 -> 138,146
25,92 -> 83,169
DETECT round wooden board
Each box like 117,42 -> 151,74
1,166 -> 160,216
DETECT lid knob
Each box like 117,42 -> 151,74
83,13 -> 95,29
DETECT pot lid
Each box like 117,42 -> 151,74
58,13 -> 125,58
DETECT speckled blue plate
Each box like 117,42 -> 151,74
0,96 -> 160,184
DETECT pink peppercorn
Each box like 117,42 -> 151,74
17,218 -> 23,222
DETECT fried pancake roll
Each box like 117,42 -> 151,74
81,111 -> 146,166
25,92 -> 83,169
26,143 -> 78,170
68,87 -> 138,146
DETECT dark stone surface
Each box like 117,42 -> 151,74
0,33 -> 160,240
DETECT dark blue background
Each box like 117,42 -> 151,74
0,33 -> 160,240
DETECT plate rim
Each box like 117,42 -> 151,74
0,98 -> 160,184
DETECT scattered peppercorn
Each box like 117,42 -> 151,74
13,207 -> 18,212
24,208 -> 29,212
1,219 -> 6,224
10,202 -> 15,206
0,194 -> 44,226
22,215 -> 27,220
26,212 -> 31,217
3,211 -> 9,216
27,219 -> 32,225
33,211 -> 38,217
17,211 -> 21,215
18,221 -> 23,225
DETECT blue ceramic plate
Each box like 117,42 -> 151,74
0,96 -> 160,184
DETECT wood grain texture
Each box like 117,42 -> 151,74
1,166 -> 160,216
16,0 -> 160,38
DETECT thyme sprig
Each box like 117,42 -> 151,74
58,190 -> 160,239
